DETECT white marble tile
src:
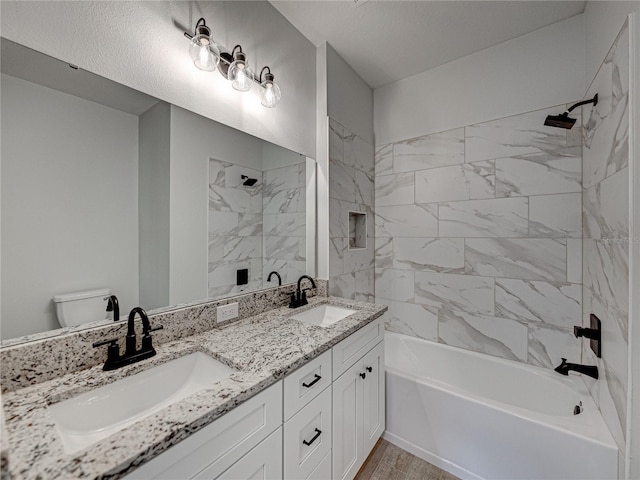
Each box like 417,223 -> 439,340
264,165 -> 301,195
329,118 -> 344,163
382,299 -> 438,341
495,279 -> 581,328
329,198 -> 351,238
375,268 -> 415,302
375,237 -> 393,269
329,159 -> 357,202
567,239 -> 583,284
495,149 -> 582,197
393,128 -> 464,172
439,310 -> 528,362
465,106 -> 568,163
209,158 -> 229,185
354,268 -> 374,302
208,211 -> 238,235
265,236 -> 304,261
465,238 -> 567,281
344,244 -> 374,273
329,272 -> 355,299
439,197 -> 528,238
344,131 -> 374,175
414,271 -> 494,315
583,239 -> 629,316
375,144 -> 393,176
209,185 -> 251,213
415,161 -> 495,204
263,213 -> 305,238
393,237 -> 464,273
583,167 -> 629,240
375,204 -> 438,237
262,188 -> 303,214
528,323 -> 581,369
355,170 -> 374,206
375,172 -> 414,206
529,193 -> 582,238
329,237 -> 344,277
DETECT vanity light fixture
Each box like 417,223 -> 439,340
228,46 -> 254,92
259,67 -> 281,108
183,18 -> 281,107
185,18 -> 219,72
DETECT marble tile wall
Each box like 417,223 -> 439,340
581,20 -> 630,456
262,163 -> 307,286
208,158 -> 263,297
375,106 -> 584,369
329,119 -> 375,301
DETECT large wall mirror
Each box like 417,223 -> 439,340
0,38 -> 316,344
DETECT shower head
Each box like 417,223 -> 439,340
241,175 -> 258,186
544,94 -> 598,130
544,112 -> 577,129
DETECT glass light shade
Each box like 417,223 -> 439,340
189,34 -> 219,72
229,60 -> 254,92
261,80 -> 281,108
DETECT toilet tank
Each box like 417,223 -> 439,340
53,288 -> 111,327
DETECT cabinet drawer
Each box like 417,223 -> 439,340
125,382 -> 282,480
332,316 -> 384,380
284,386 -> 332,480
284,349 -> 332,420
209,427 -> 282,480
307,450 -> 331,480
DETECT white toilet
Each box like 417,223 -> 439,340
53,288 -> 111,328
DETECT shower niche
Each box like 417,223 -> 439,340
348,211 -> 367,250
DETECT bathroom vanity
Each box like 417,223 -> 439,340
0,294 -> 386,480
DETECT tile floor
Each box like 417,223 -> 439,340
354,439 -> 460,480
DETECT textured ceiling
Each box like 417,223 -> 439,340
270,1 -> 586,88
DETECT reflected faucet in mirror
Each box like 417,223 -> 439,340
105,295 -> 119,322
267,271 -> 282,286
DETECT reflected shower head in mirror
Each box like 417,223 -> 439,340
544,94 -> 598,129
241,175 -> 258,186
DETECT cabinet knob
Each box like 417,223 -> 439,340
366,366 -> 373,373
359,372 -> 366,379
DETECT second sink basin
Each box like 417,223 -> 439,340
49,352 -> 236,454
291,304 -> 357,327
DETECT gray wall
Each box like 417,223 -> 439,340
1,74 -> 139,338
139,101 -> 171,310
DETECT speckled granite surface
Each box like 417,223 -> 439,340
0,280 -> 328,393
1,296 -> 385,479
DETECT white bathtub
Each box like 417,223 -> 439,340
384,332 -> 618,480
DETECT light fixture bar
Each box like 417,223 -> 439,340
183,17 -> 281,107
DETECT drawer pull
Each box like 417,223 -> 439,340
366,366 -> 373,373
359,372 -> 366,379
302,374 -> 322,388
302,428 -> 322,446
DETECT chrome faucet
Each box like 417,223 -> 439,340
105,295 -> 119,322
554,358 -> 599,379
289,275 -> 317,308
92,307 -> 163,371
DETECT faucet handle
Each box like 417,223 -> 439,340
148,325 -> 163,333
92,338 -> 119,348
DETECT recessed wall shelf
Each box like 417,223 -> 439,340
348,211 -> 367,250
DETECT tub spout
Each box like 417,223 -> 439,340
554,358 -> 598,379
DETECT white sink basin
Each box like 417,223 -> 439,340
49,352 -> 236,454
290,305 -> 357,327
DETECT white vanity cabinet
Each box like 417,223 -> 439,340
332,321 -> 385,480
125,315 -> 385,480
124,382 -> 283,480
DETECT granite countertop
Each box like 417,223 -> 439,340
1,296 -> 386,479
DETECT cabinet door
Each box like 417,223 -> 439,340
332,360 -> 363,480
212,427 -> 282,480
361,342 -> 385,455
